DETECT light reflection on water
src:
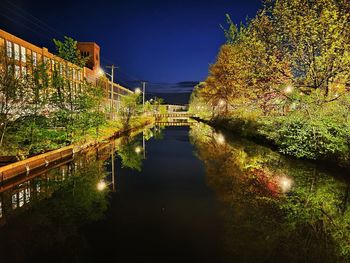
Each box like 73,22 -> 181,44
190,122 -> 350,262
0,122 -> 348,262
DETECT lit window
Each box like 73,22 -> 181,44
25,188 -> 30,203
19,190 -> 24,207
7,65 -> 13,74
15,65 -> 20,78
6,40 -> 12,58
21,46 -> 26,62
52,60 -> 55,71
36,182 -> 41,193
22,66 -> 27,76
14,43 -> 20,61
59,63 -> 63,75
73,68 -> 76,80
32,52 -> 37,66
12,194 -> 17,209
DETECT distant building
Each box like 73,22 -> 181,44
165,104 -> 188,113
0,29 -> 132,113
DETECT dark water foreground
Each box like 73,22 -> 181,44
0,123 -> 349,263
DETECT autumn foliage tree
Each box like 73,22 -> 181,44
190,0 -> 350,162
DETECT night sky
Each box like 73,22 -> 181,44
0,0 -> 262,103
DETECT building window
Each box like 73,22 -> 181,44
7,65 -> 13,74
59,63 -> 63,76
14,43 -> 20,61
6,40 -> 12,58
19,190 -> 24,207
72,68 -> 76,80
51,60 -> 55,71
25,188 -> 30,204
32,52 -> 37,66
12,194 -> 17,210
21,46 -> 26,62
15,65 -> 20,78
22,66 -> 27,76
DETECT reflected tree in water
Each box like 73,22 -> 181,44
190,122 -> 350,262
117,137 -> 144,172
0,159 -> 109,262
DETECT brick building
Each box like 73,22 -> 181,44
0,29 -> 133,112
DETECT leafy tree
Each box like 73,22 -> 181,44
117,138 -> 143,171
117,93 -> 142,129
53,36 -> 88,67
267,0 -> 350,98
0,48 -> 38,148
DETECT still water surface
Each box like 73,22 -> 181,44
0,123 -> 349,262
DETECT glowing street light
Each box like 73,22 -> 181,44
97,180 -> 107,191
219,99 -> 225,106
135,87 -> 142,94
98,68 -> 105,76
284,85 -> 293,94
135,146 -> 142,154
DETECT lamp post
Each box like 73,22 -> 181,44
141,81 -> 146,111
99,65 -> 118,120
135,82 -> 146,112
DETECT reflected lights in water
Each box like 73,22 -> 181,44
278,176 -> 293,193
215,133 -> 226,145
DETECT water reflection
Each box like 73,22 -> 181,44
0,122 -> 349,262
189,122 -> 350,262
0,127 -> 154,261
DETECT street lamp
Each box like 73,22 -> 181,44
134,146 -> 142,154
97,180 -> 107,191
284,85 -> 293,94
135,82 -> 146,111
99,65 -> 118,119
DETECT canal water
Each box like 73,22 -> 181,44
0,123 -> 349,262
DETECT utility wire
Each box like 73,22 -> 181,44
2,0 -> 66,38
0,12 -> 54,43
1,1 -> 148,87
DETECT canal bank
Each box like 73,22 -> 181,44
191,116 -> 350,171
0,117 -> 154,184
0,122 -> 349,262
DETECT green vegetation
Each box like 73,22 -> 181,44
0,37 -> 151,159
190,122 -> 350,262
189,0 -> 350,165
0,156 -> 110,261
53,36 -> 88,67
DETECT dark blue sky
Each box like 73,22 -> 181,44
0,0 -> 262,103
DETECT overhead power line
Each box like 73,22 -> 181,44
1,1 -> 147,86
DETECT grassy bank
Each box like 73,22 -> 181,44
0,115 -> 155,161
199,115 -> 350,168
